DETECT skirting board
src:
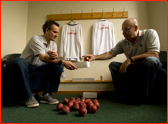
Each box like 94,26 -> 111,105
34,90 -> 115,95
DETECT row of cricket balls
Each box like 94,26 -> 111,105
56,97 -> 100,116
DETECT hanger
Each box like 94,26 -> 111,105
68,19 -> 76,24
100,19 -> 106,21
67,10 -> 78,25
68,19 -> 78,25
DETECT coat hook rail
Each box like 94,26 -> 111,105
47,10 -> 128,21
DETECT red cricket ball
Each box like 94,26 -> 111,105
69,99 -> 75,103
75,97 -> 80,101
85,98 -> 92,103
56,103 -> 64,111
87,101 -> 94,109
92,99 -> 98,103
80,101 -> 87,108
84,56 -> 89,61
62,106 -> 70,114
78,107 -> 87,117
94,102 -> 100,108
90,105 -> 97,113
75,99 -> 81,104
67,101 -> 74,108
80,97 -> 85,102
72,102 -> 80,111
63,98 -> 69,104
71,97 -> 75,100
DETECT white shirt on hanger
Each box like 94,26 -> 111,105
59,23 -> 83,61
92,20 -> 116,55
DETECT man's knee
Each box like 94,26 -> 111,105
144,57 -> 162,68
51,64 -> 64,73
12,58 -> 29,70
109,62 -> 120,70
58,65 -> 64,72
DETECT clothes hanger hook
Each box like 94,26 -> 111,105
102,8 -> 103,18
123,8 -> 125,16
81,9 -> 83,17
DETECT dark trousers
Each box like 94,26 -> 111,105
109,57 -> 163,98
12,58 -> 64,99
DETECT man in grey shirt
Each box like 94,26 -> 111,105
83,18 -> 162,103
12,20 -> 77,108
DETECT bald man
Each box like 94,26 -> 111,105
83,18 -> 162,102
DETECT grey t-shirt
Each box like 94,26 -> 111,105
20,35 -> 57,66
110,29 -> 160,59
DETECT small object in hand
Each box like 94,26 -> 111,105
84,56 -> 89,61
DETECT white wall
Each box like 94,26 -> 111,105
1,1 -> 28,58
26,1 -> 150,82
147,1 -> 167,51
1,1 -> 167,91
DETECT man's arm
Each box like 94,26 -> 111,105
131,51 -> 159,62
119,51 -> 159,74
47,50 -> 59,59
83,51 -> 115,61
39,53 -> 59,64
38,54 -> 77,70
95,51 -> 115,60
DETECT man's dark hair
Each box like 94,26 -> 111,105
42,20 -> 60,33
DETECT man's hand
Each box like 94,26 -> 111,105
47,50 -> 58,59
62,60 -> 77,70
82,54 -> 96,62
119,58 -> 131,74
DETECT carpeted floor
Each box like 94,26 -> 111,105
1,94 -> 167,123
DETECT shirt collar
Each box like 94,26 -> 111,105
42,35 -> 52,46
135,30 -> 144,43
124,30 -> 143,44
138,30 -> 144,37
67,22 -> 79,25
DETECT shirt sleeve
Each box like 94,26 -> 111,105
92,23 -> 97,55
110,40 -> 124,55
111,23 -> 116,48
79,24 -> 83,59
146,29 -> 160,52
28,36 -> 45,56
59,25 -> 66,58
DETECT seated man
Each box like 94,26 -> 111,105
83,18 -> 162,102
12,20 -> 77,108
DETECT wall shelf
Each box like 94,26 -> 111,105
60,80 -> 112,83
47,11 -> 128,21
